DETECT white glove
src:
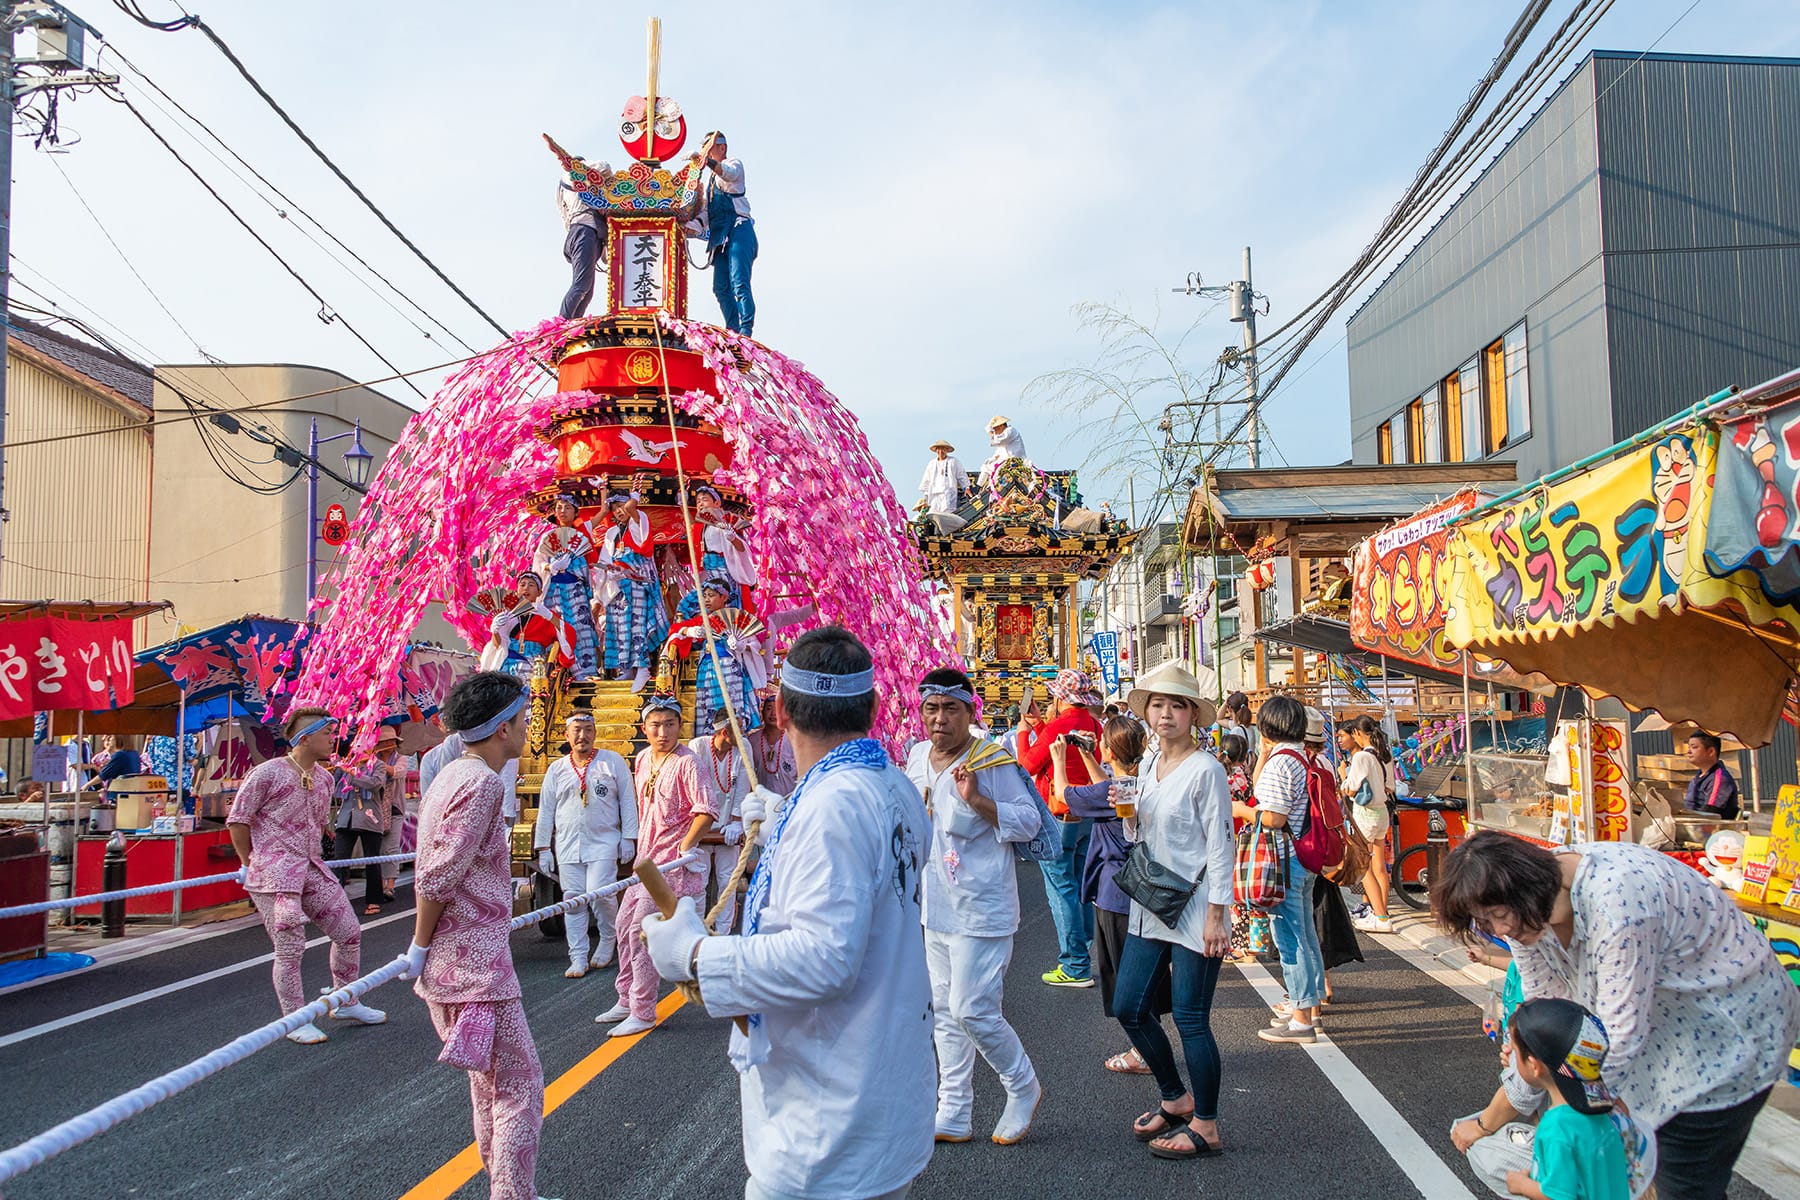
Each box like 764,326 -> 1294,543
396,942 -> 429,980
740,785 -> 780,828
722,821 -> 744,846
617,838 -> 636,863
549,553 -> 572,574
641,897 -> 707,982
537,849 -> 554,876
235,866 -> 248,885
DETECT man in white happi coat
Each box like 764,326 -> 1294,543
534,712 -> 638,976
918,438 -> 968,516
690,711 -> 752,934
642,627 -> 935,1200
904,666 -> 1044,1145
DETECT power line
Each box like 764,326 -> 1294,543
103,88 -> 430,400
98,44 -> 482,356
108,0 -> 514,343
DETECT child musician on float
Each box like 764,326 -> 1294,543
641,627 -> 936,1200
533,495 -> 604,682
680,484 -> 756,616
396,671 -> 553,1200
478,569 -> 572,679
596,490 -> 669,694
227,707 -> 386,1044
662,577 -> 767,736
595,694 -> 715,1038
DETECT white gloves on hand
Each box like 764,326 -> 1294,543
641,896 -> 707,982
722,821 -> 744,846
740,785 -> 781,828
617,839 -> 636,863
537,849 -> 554,876
396,942 -> 429,981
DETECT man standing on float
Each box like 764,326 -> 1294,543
690,131 -> 757,336
642,627 -> 935,1200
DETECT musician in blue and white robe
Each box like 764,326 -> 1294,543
596,493 -> 668,692
533,495 -> 603,681
665,579 -> 766,735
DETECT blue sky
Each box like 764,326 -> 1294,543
15,1 -> 1800,517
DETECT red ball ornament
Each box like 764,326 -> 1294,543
619,94 -> 687,163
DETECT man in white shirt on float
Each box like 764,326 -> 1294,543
642,627 -> 934,1200
533,712 -> 637,976
905,666 -> 1044,1146
690,711 -> 752,934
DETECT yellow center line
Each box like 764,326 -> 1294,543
399,990 -> 690,1200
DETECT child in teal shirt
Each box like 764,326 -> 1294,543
1504,998 -> 1629,1200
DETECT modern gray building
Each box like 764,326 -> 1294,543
1347,50 -> 1800,485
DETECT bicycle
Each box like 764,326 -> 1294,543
1387,794 -> 1468,911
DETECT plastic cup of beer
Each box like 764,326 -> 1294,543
1113,789 -> 1137,820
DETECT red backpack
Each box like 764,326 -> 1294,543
1271,748 -> 1347,876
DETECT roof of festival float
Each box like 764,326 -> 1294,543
914,457 -> 1138,580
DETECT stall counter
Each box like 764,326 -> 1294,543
74,828 -> 246,917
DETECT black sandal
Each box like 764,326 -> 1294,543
1148,1123 -> 1224,1160
1133,1106 -> 1191,1143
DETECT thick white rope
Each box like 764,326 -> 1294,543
0,854 -> 419,920
0,850 -> 702,1186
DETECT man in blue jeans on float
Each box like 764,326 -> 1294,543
688,130 -> 758,336
1017,668 -> 1105,987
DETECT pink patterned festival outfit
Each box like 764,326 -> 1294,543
614,745 -> 715,1020
414,756 -> 543,1200
229,758 -> 361,1014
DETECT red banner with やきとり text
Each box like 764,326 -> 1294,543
1350,490 -> 1480,672
0,616 -> 135,720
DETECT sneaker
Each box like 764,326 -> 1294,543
595,1002 -> 631,1024
331,1002 -> 387,1025
1353,913 -> 1394,933
1041,966 -> 1095,988
608,1014 -> 655,1038
1270,1012 -> 1323,1031
285,1022 -> 328,1045
1258,1022 -> 1318,1044
1350,902 -> 1373,921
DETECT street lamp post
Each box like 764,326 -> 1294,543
305,417 -> 373,607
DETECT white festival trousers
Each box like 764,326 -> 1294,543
746,1180 -> 910,1200
706,843 -> 742,933
924,928 -> 1036,1129
559,849 -> 620,968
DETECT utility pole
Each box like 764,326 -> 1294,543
0,2 -> 116,553
1234,246 -> 1261,468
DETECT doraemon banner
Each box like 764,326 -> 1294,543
1706,397 -> 1800,605
1444,423 -> 1800,745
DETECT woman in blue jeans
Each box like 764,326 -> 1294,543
1252,695 -> 1328,1044
1111,663 -> 1235,1160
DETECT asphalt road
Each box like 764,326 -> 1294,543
0,869 -> 1781,1200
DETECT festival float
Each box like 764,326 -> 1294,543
915,451 -> 1136,712
291,29 -> 944,886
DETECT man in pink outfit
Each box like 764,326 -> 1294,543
228,707 -> 385,1045
396,671 -> 553,1200
594,695 -> 715,1038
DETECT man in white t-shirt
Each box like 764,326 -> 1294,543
905,666 -> 1044,1146
534,712 -> 637,975
642,627 -> 934,1200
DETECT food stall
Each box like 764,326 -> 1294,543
1440,367 -> 1800,1084
0,600 -> 171,950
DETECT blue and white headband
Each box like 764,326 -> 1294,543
702,577 -> 732,596
919,682 -> 976,706
459,690 -> 528,742
641,694 -> 683,719
783,666 -> 876,698
290,715 -> 337,741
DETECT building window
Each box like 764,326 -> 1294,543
1377,419 -> 1393,464
1484,337 -> 1508,452
1443,371 -> 1463,463
1458,355 -> 1484,460
1502,322 -> 1530,444
1416,385 -> 1443,463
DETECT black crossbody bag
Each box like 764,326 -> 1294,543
1116,841 -> 1199,928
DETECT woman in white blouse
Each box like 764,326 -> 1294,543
1112,663 -> 1235,1162
1438,831 -> 1800,1200
1337,715 -> 1395,932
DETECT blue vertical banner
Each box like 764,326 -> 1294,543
1089,630 -> 1120,695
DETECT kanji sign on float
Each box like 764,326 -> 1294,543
0,616 -> 135,720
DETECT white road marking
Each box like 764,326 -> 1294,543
1234,959 -> 1479,1200
0,907 -> 417,1050
1736,1105 -> 1800,1199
